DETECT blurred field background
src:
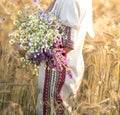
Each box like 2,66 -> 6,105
0,0 -> 120,115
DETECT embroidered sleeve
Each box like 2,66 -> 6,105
62,26 -> 74,49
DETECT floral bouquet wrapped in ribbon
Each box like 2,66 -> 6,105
9,7 -> 73,77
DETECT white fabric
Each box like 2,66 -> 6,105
36,62 -> 45,115
37,0 -> 95,114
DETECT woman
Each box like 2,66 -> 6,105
36,0 -> 95,115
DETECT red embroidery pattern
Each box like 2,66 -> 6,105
43,63 -> 66,115
62,26 -> 73,49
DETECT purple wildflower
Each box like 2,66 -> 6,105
40,53 -> 45,59
29,53 -> 34,60
67,70 -> 74,79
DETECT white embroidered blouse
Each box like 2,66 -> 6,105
51,0 -> 95,39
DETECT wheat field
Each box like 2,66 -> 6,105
0,0 -> 120,115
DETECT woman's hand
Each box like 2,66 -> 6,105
64,46 -> 73,53
14,43 -> 26,56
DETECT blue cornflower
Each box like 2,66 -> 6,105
2,17 -> 5,22
48,20 -> 52,24
32,0 -> 38,2
56,23 -> 61,28
40,13 -> 48,20
12,28 -> 15,32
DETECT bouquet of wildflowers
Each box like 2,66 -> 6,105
9,7 -> 73,78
